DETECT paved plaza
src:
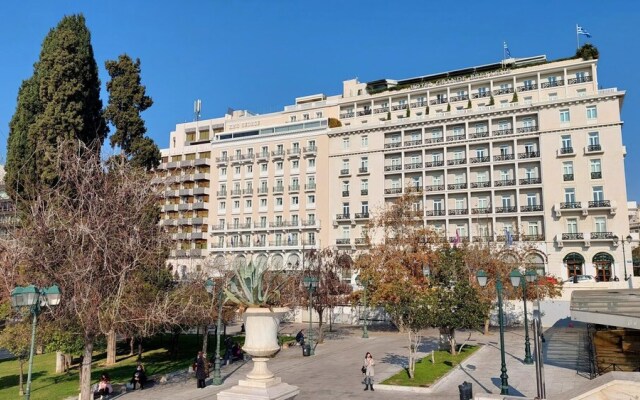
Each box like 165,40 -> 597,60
114,322 -> 592,400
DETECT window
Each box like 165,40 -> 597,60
233,200 -> 240,209
455,198 -> 465,209
500,169 -> 510,180
453,150 -> 463,160
261,146 -> 268,155
292,160 -> 299,170
361,135 -> 368,147
290,115 -> 297,122
475,124 -> 487,133
308,158 -> 316,168
234,166 -> 241,175
342,226 -> 350,240
291,196 -> 299,205
523,118 -> 534,128
476,171 -> 488,183
501,196 -> 511,207
454,174 -> 464,184
276,197 -> 283,206
277,144 -> 284,152
343,137 -> 350,150
586,106 -> 597,120
560,109 -> 570,123
592,186 -> 604,201
453,126 -> 464,136
342,181 -> 349,192
498,119 -> 510,130
476,148 -> 486,158
547,76 -> 557,85
433,199 -> 443,211
220,167 -> 227,177
576,71 -> 586,81
588,132 -> 600,146
500,146 -> 510,156
561,135 -> 572,149
260,198 -> 267,208
260,216 -> 267,227
245,199 -> 252,208
565,188 -> 576,203
362,202 -> 369,214
316,111 -> 323,118
342,159 -> 350,170
524,79 -> 534,90
525,167 -> 535,179
247,165 -> 253,173
292,142 -> 300,151
563,161 -> 574,178
478,87 -> 488,96
433,175 -> 442,185
527,194 -> 537,206
432,130 -> 443,139
307,194 -> 316,204
478,197 -> 488,208
260,163 -> 268,172
528,223 -> 539,236
303,113 -> 309,120
524,143 -> 535,153
342,203 -> 350,216
219,201 -> 226,211
276,161 -> 283,171
361,179 -> 368,191
432,153 -> 442,162
567,218 -> 578,234
361,157 -> 368,170
590,159 -> 601,173
595,217 -> 606,233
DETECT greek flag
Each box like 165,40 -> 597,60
577,25 -> 591,38
504,228 -> 513,247
504,42 -> 511,58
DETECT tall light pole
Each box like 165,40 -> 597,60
616,234 -> 633,284
511,270 -> 536,365
303,276 -> 318,355
10,285 -> 61,400
205,279 -> 225,385
356,276 -> 369,339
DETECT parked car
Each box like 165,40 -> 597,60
564,275 -> 596,283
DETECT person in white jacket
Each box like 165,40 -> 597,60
363,352 -> 375,391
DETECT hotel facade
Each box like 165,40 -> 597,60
155,53 -> 635,287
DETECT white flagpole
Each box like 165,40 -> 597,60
576,24 -> 580,49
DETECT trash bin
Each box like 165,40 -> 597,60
458,381 -> 472,400
302,344 -> 311,356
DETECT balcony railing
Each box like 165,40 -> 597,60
447,183 -> 467,190
373,107 -> 389,114
257,151 -> 270,160
340,112 -> 354,118
342,191 -> 349,197
567,76 -> 593,85
384,142 -> 402,149
562,233 -> 584,240
470,131 -> 489,139
361,189 -> 368,195
305,183 -> 316,190
494,129 -> 513,136
448,208 -> 468,215
273,186 -> 284,193
540,79 -> 564,89
253,222 -> 269,229
243,188 -> 253,195
450,94 -> 469,102
384,164 -> 402,172
424,184 -> 445,192
587,144 -> 602,152
521,205 -> 543,212
355,213 -> 370,219
494,179 -> 515,187
493,87 -> 514,95
287,148 -> 301,157
470,156 -> 490,163
472,207 -> 492,214
588,200 -> 611,208
591,231 -> 614,240
354,238 -> 368,245
560,147 -> 574,154
520,177 -> 541,185
405,162 -> 422,170
517,126 -> 538,134
472,91 -> 491,99
230,189 -> 242,196
522,234 -> 544,241
560,201 -> 582,209
211,224 -> 225,231
216,190 -> 227,197
591,171 -> 602,179
429,98 -> 448,105
563,174 -> 574,181
357,109 -> 372,116
384,188 -> 402,194
474,236 -> 494,243
517,84 -> 538,92
496,234 -> 519,242
470,181 -> 491,188
425,160 -> 444,167
446,135 -> 465,142
425,210 -> 446,216
519,151 -> 540,159
424,136 -> 444,144
216,156 -> 229,163
410,101 -> 427,108
271,150 -> 285,158
335,214 -> 351,220
302,219 -> 318,226
257,187 -> 269,195
447,158 -> 466,166
289,185 -> 300,192
495,206 -> 517,213
339,169 -> 351,175
336,238 -> 351,245
405,140 -> 422,146
391,104 -> 408,111
494,154 -> 515,161
303,146 -> 318,154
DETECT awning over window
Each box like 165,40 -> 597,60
593,252 -> 614,263
564,252 -> 585,263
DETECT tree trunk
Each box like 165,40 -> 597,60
129,337 -> 134,356
64,354 -> 72,372
137,340 -> 143,360
484,318 -> 490,335
19,359 -> 24,396
329,306 -> 333,332
407,330 -> 415,379
316,307 -> 324,343
106,329 -> 116,365
55,351 -> 65,373
449,328 -> 457,355
201,325 -> 209,356
79,339 -> 94,400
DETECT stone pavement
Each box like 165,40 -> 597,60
116,323 -> 591,400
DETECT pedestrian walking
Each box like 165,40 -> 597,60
195,351 -> 207,388
363,352 -> 375,391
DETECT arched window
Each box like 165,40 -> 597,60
526,252 -> 546,276
564,252 -> 584,277
592,252 -> 614,282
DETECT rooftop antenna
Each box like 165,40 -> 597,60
194,99 -> 202,122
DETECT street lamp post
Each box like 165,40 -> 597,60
205,279 -> 225,385
355,276 -> 369,339
10,285 -> 61,400
303,276 -> 319,355
516,270 -> 537,365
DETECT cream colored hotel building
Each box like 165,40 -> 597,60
156,54 -> 636,287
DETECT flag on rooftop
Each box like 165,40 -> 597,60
503,41 -> 511,58
577,25 -> 591,38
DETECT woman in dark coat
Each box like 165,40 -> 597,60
195,351 -> 207,388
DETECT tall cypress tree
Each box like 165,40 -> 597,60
105,54 -> 160,170
6,14 -> 107,197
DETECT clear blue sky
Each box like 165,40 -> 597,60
1,1 -> 639,198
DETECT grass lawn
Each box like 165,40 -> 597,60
382,345 -> 480,387
0,333 -> 244,400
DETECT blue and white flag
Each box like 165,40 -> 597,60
577,25 -> 591,38
503,42 -> 511,58
504,228 -> 513,247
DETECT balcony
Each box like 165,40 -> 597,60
521,205 -> 543,212
287,148 -> 301,158
429,97 -> 448,105
230,189 -> 242,197
339,169 -> 351,176
493,87 -> 514,95
424,184 -> 445,192
302,219 -> 318,227
216,156 -> 229,164
384,165 -> 402,172
470,131 -> 489,139
447,183 -> 467,190
493,129 -> 513,137
586,144 -> 602,153
518,151 -> 540,159
384,142 -> 402,149
559,147 -> 574,155
358,167 -> 370,174
211,224 -> 225,231
591,232 -> 614,240
405,162 -> 422,170
361,189 -> 368,195
446,135 -> 465,142
517,84 -> 538,92
567,75 -> 593,85
424,136 -> 444,144
448,208 -> 468,215
305,183 -> 316,191
340,111 -> 354,119
562,233 -> 584,240
450,94 -> 469,102
591,171 -> 602,179
335,214 -> 351,221
563,174 -> 574,181
354,238 -> 368,245
472,207 -> 492,214
273,186 -> 285,193
336,238 -> 351,245
373,106 -> 389,114
494,179 -> 515,187
243,188 -> 253,195
495,206 -> 517,213
474,236 -> 494,243
425,160 -> 445,168
303,146 -> 318,155
216,190 -> 227,197
410,101 -> 427,108
271,150 -> 285,159
357,109 -> 372,116
384,188 -> 402,195
257,151 -> 269,161
472,91 -> 491,99
405,139 -> 422,146
540,80 -> 564,89
257,187 -> 269,195
522,234 -> 544,241
289,185 -> 300,192
447,158 -> 466,166
253,222 -> 269,229
493,154 -> 515,161
589,200 -> 611,208
269,221 -> 285,228
425,210 -> 446,216
470,181 -> 491,188
560,201 -> 582,209
355,213 -> 370,219
520,177 -> 541,185
470,156 -> 490,164
517,126 -> 539,134
342,191 -> 350,197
